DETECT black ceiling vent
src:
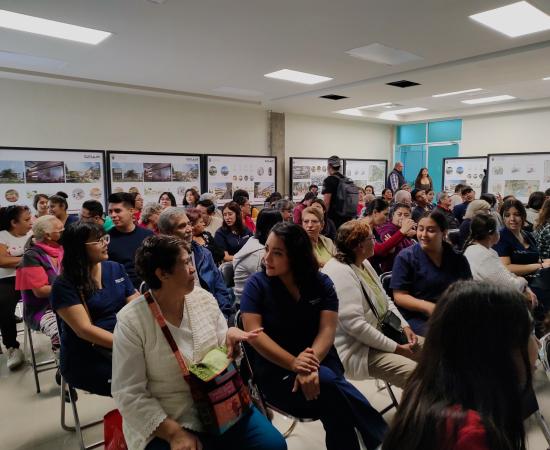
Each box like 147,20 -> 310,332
386,80 -> 421,88
319,94 -> 349,100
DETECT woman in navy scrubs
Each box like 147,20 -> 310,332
214,201 -> 253,262
391,210 -> 472,336
240,222 -> 387,450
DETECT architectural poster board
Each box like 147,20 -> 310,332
442,156 -> 487,199
344,159 -> 387,195
289,157 -> 327,202
107,151 -> 202,205
0,147 -> 107,214
206,155 -> 276,205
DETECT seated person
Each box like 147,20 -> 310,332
80,199 -> 114,232
138,202 -> 163,234
322,220 -> 421,389
196,198 -> 223,235
464,214 -> 536,307
214,201 -> 253,262
434,192 -> 459,229
241,222 -> 388,450
272,199 -> 294,222
16,215 -> 64,355
108,192 -> 154,289
452,185 -> 475,224
382,281 -> 537,450
186,208 -> 224,266
456,200 -> 491,250
311,198 -> 337,240
48,194 -> 79,227
233,209 -> 283,304
292,192 -> 316,225
112,235 -> 286,450
494,199 -> 550,322
50,222 -> 138,395
158,207 -> 233,319
391,210 -> 472,336
302,206 -> 336,267
375,203 -> 416,273
411,189 -> 431,222
235,195 -> 256,233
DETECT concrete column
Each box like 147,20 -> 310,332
269,111 -> 286,196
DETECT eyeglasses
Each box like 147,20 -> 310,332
85,235 -> 110,246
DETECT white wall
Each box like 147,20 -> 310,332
461,109 -> 550,156
0,77 -> 268,155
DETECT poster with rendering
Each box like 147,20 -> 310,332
290,158 -> 327,202
443,157 -> 487,199
206,155 -> 276,205
0,148 -> 106,213
344,159 -> 388,196
108,152 -> 202,205
488,153 -> 550,203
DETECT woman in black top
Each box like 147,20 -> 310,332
214,201 -> 253,262
186,208 -> 224,265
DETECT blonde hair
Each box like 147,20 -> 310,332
32,215 -> 58,241
302,206 -> 324,224
464,200 -> 491,220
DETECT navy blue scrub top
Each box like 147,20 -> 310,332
493,227 -> 540,265
390,241 -> 472,305
214,227 -> 253,256
240,270 -> 343,380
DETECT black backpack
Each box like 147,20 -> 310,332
334,174 -> 359,217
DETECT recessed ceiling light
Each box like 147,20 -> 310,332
378,107 -> 427,121
359,102 -> 393,109
432,88 -> 483,98
469,1 -> 550,37
335,108 -> 364,117
346,43 -> 423,66
543,76 -> 550,81
264,69 -> 332,85
462,95 -> 516,104
0,9 -> 111,44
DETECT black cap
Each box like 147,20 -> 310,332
327,155 -> 341,169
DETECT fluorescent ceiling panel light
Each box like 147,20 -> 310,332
469,1 -> 550,37
543,76 -> 550,80
335,108 -> 364,117
264,69 -> 332,85
346,43 -> 422,65
359,102 -> 393,109
462,95 -> 515,104
0,9 -> 111,45
432,88 -> 483,98
387,107 -> 427,114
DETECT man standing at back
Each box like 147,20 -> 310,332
386,162 -> 406,193
322,155 -> 358,229
107,192 -> 153,289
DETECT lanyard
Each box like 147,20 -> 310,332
144,290 -> 190,377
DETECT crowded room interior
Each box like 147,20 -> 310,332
3,1 -> 550,449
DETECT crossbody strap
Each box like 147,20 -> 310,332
357,280 -> 381,322
144,290 -> 190,377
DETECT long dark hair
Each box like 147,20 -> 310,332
501,199 -> 527,227
0,205 -> 29,231
366,198 -> 389,216
59,222 -> 105,299
48,194 -> 68,211
221,201 -> 245,234
464,213 -> 497,250
158,191 -> 177,207
255,209 -> 283,245
182,188 -> 200,207
415,167 -> 433,186
536,198 -> 550,231
267,222 -> 319,290
382,281 -> 531,450
527,191 -> 545,210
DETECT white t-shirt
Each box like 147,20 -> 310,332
0,229 -> 31,279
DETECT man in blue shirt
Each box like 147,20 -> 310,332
157,207 -> 233,319
452,186 -> 475,224
107,192 -> 153,289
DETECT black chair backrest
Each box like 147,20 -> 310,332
380,271 -> 392,298
219,262 -> 235,288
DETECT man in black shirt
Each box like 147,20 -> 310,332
322,155 -> 354,229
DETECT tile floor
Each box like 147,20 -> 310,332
2,331 -> 550,450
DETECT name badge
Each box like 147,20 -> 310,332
115,277 -> 125,284
308,297 -> 321,306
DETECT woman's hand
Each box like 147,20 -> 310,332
292,371 -> 320,401
394,343 -> 416,358
402,326 -> 418,346
170,429 -> 202,450
226,326 -> 263,359
400,218 -> 416,237
290,347 -> 320,374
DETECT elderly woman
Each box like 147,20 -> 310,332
311,198 -> 337,240
272,199 -> 294,222
50,222 -> 139,396
391,210 -> 472,336
139,202 -> 163,234
392,189 -> 411,206
240,222 -> 387,450
112,235 -> 286,450
15,215 -> 64,354
302,206 -> 336,267
456,199 -> 491,249
322,220 -> 420,389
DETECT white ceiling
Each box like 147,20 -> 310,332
1,0 -> 550,123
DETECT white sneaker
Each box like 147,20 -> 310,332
6,347 -> 24,370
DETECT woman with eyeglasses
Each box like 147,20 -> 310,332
16,215 -> 64,358
50,222 -> 139,396
0,205 -> 33,370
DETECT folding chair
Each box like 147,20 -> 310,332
60,376 -> 104,450
25,322 -> 58,393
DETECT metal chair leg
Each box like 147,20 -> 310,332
26,325 -> 40,393
379,381 -> 399,415
60,377 -> 104,449
536,410 -> 550,447
282,418 -> 298,438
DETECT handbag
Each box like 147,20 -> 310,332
358,278 -> 408,345
104,409 -> 128,450
144,291 -> 252,435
